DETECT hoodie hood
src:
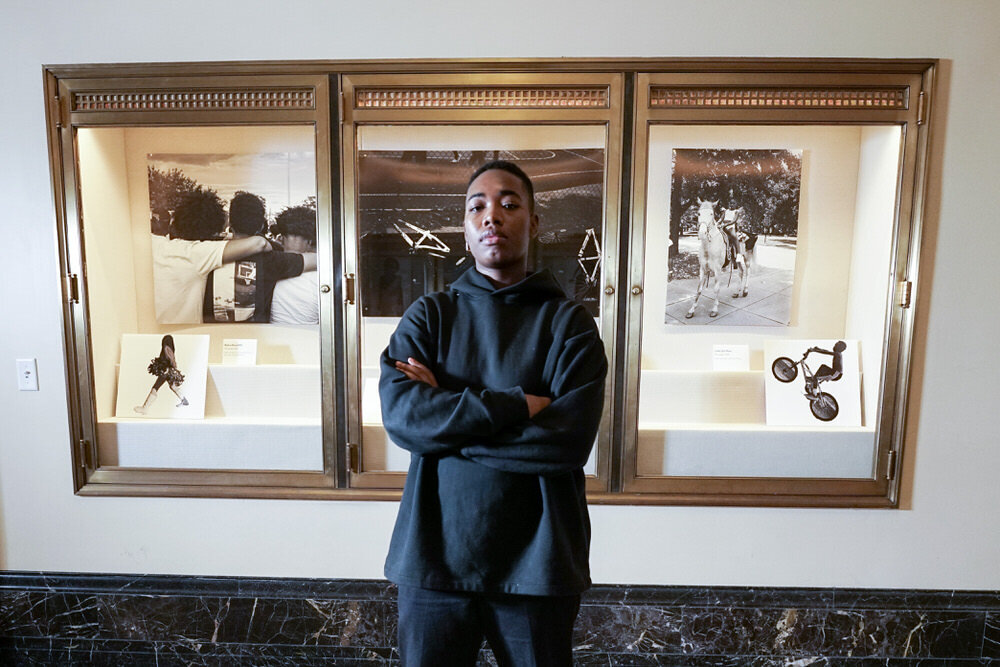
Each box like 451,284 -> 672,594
450,267 -> 566,303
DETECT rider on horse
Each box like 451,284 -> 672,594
721,207 -> 743,269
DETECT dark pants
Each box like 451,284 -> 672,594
396,585 -> 580,667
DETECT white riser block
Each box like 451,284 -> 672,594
637,427 -> 875,478
98,420 -> 323,470
205,365 -> 321,419
638,370 -> 765,425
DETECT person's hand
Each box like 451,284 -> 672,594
525,394 -> 551,418
395,357 -> 438,387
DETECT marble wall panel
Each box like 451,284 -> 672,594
2,575 -> 998,665
985,612 -> 1000,659
575,604 -> 684,653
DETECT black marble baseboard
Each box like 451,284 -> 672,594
2,573 -> 998,665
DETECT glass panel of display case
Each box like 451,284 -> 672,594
354,124 -> 608,475
634,124 -> 902,479
76,125 -> 324,471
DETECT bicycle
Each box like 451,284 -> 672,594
770,348 -> 840,421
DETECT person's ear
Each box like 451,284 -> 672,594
529,212 -> 539,240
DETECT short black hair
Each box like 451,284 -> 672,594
467,160 -> 535,212
273,204 -> 316,245
169,190 -> 226,241
229,191 -> 267,236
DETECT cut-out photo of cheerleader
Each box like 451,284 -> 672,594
115,334 -> 210,419
134,335 -> 188,414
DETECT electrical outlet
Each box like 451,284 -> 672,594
16,358 -> 39,391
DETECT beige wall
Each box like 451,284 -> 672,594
1,0 -> 998,588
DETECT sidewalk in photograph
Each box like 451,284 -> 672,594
666,237 -> 795,325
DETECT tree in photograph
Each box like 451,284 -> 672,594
147,166 -> 205,235
669,148 -> 802,257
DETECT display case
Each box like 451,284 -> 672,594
620,68 -> 933,506
45,59 -> 935,505
47,73 -> 341,496
339,73 -> 625,492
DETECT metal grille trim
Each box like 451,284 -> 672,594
355,87 -> 609,109
650,87 -> 908,109
72,89 -> 315,112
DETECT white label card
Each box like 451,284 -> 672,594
222,339 -> 258,366
713,344 -> 750,371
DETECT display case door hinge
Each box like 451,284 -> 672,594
338,90 -> 345,124
346,443 -> 360,474
78,439 -> 93,469
65,273 -> 79,303
916,91 -> 926,126
344,273 -> 356,305
52,94 -> 63,129
899,280 -> 913,308
886,449 -> 898,481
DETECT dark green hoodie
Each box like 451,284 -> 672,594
380,267 -> 607,596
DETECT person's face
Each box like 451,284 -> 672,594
463,169 -> 538,281
280,233 -> 314,253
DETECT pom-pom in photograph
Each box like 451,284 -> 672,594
115,334 -> 210,419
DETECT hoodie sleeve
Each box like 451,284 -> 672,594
379,297 -> 531,456
459,306 -> 608,475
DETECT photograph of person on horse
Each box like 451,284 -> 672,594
666,148 -> 802,325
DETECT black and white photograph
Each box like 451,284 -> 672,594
147,152 -> 318,324
666,148 -> 802,325
115,334 -> 210,419
764,338 -> 862,426
357,149 -> 605,317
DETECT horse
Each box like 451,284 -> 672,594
685,198 -> 727,319
719,206 -> 757,301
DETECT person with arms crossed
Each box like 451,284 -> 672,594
380,161 -> 607,666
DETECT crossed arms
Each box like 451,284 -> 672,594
378,299 -> 607,476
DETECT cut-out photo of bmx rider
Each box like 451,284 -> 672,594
770,340 -> 847,422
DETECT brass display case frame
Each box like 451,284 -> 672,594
339,72 -> 626,493
45,72 -> 347,499
43,59 -> 935,505
619,67 -> 934,507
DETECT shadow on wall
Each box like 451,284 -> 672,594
896,58 -> 951,512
